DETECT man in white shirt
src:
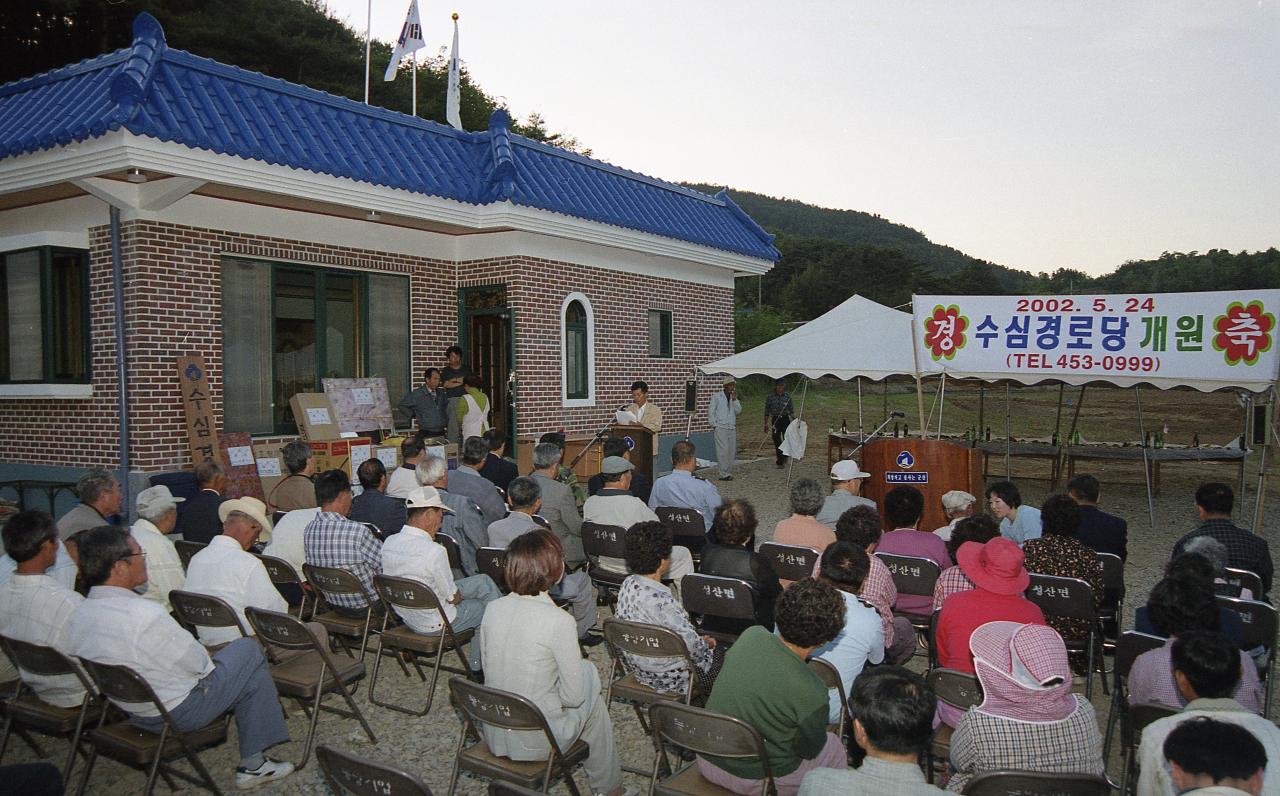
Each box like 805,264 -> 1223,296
261,506 -> 319,578
68,526 -> 295,789
380,486 -> 501,673
386,436 -> 425,499
183,498 -> 288,648
583,457 -> 694,584
707,379 -> 742,480
0,510 -> 86,708
130,485 -> 186,611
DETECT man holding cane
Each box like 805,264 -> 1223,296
764,379 -> 795,469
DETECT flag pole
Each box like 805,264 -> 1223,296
364,0 -> 372,103
411,50 -> 416,116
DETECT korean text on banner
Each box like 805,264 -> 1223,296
912,291 -> 1280,392
177,354 -> 222,466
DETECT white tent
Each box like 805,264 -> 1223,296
700,294 -> 915,381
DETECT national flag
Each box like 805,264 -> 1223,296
446,16 -> 462,129
384,0 -> 426,81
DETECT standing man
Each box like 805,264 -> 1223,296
397,367 -> 448,439
441,345 -> 473,445
624,380 -> 663,455
764,379 -> 795,469
708,379 -> 742,481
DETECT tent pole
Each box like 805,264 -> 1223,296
883,380 -> 889,423
1239,392 -> 1252,510
1134,386 -> 1156,529
977,384 -> 986,442
1052,384 -> 1065,442
857,377 -> 864,443
909,307 -> 927,438
1253,384 -> 1276,532
1005,383 -> 1012,478
938,373 -> 947,438
786,378 -> 810,487
1050,383 -> 1065,487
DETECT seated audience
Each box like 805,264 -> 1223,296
986,480 -> 1041,546
773,479 -> 836,562
478,529 -> 624,796
486,477 -> 598,642
932,490 -> 977,542
529,441 -> 586,567
260,506 -> 319,581
814,542 -> 884,724
931,515 -> 1000,611
348,459 -> 407,538
57,467 -> 121,539
381,486 -> 500,674
816,461 -> 875,529
1021,494 -> 1104,644
584,457 -> 694,584
1185,535 -> 1255,600
451,436 -> 508,528
834,506 -> 913,664
180,460 -> 229,544
302,470 -> 384,619
1129,575 -> 1263,713
417,454 -> 489,575
700,578 -> 848,796
947,622 -> 1104,792
875,485 -> 951,616
700,499 -> 782,634
538,431 -> 588,508
799,667 -> 942,795
0,510 -> 86,709
648,439 -> 721,532
1174,482 -> 1271,597
68,526 -> 295,788
1066,473 -> 1127,560
267,440 -> 318,513
129,485 -> 186,612
1138,631 -> 1280,795
478,428 -> 519,494
1136,554 -> 1245,647
386,436 -> 425,499
589,437 -> 652,503
615,520 -> 721,696
935,537 -> 1045,674
1161,717 -> 1269,796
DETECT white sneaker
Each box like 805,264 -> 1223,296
235,757 -> 295,790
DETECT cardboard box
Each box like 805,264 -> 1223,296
308,437 -> 373,480
289,393 -> 341,440
250,441 -> 290,505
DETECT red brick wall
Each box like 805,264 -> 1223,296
1,222 -> 734,472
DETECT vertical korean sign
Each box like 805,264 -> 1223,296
912,291 -> 1280,391
177,355 -> 223,466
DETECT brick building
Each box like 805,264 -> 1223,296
0,14 -> 777,503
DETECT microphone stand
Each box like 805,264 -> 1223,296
842,415 -> 903,459
568,416 -> 616,471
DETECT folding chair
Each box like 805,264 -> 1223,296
489,781 -> 545,796
925,668 -> 982,783
437,532 -> 464,573
257,553 -> 314,620
0,637 -> 101,781
875,552 -> 942,653
476,547 -> 508,592
1024,573 -> 1106,698
1096,552 -> 1125,647
74,658 -> 228,796
446,676 -> 590,796
1223,567 -> 1264,601
581,522 -> 629,608
317,743 -> 433,795
1101,631 -> 1165,764
271,511 -> 288,526
1216,594 -> 1278,715
655,507 -> 708,558
927,608 -> 943,670
681,573 -> 759,646
368,574 -> 475,716
963,770 -> 1110,795
807,657 -> 848,738
168,590 -> 248,651
173,540 -> 206,573
758,542 -> 820,583
602,619 -> 703,774
245,607 -> 377,770
648,701 -> 775,796
1118,703 -> 1178,793
304,563 -> 377,657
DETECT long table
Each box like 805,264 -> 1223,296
976,440 -> 1246,494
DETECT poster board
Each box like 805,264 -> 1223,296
289,393 -> 341,440
251,441 -> 289,504
176,355 -> 222,466
218,431 -> 264,501
323,377 -> 393,434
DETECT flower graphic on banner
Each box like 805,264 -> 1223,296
1213,301 -> 1274,366
924,305 -> 968,360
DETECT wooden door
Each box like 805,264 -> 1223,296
468,313 -> 510,437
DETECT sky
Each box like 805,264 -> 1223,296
322,0 -> 1279,276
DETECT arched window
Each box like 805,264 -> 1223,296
560,292 -> 595,406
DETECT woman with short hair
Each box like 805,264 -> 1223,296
700,499 -> 782,633
985,480 -> 1041,546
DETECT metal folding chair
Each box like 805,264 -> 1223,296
257,553 -> 314,619
1216,594 -> 1277,716
476,547 -> 508,593
437,532 -> 464,572
168,590 -> 248,651
758,542 -> 820,583
368,574 -> 475,716
654,506 -> 708,558
963,770 -> 1110,795
1101,631 -> 1166,765
74,658 -> 228,796
1024,573 -> 1106,698
245,606 -> 377,770
0,637 -> 101,781
446,676 -> 590,796
807,657 -> 848,738
875,552 -> 942,650
681,573 -> 759,646
1119,703 -> 1178,793
648,701 -> 775,796
317,743 -> 433,796
1096,553 -> 1125,648
926,668 -> 982,783
1223,567 -> 1264,601
304,563 -> 377,657
173,540 -> 206,573
581,521 -> 629,607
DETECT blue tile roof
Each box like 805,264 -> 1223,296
0,13 -> 778,262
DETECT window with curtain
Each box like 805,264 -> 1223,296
0,247 -> 89,383
564,299 -> 588,400
648,309 -> 673,358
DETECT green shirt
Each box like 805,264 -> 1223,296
704,626 -> 829,779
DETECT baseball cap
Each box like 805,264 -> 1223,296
601,456 -> 634,475
136,485 -> 185,515
830,460 -> 870,481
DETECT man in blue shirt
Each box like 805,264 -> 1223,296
648,440 -> 721,531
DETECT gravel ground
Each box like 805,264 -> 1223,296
8,444 -> 1277,794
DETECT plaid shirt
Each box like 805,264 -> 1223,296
1174,519 -> 1273,595
932,565 -> 975,611
860,554 -> 899,646
947,695 -> 1104,792
303,511 -> 383,610
764,392 -> 794,420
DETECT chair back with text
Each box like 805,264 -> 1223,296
1025,573 -> 1104,697
1217,594 -> 1277,715
173,540 -> 205,572
758,542 -> 820,583
680,573 -> 758,645
476,547 -> 508,592
648,702 -> 775,796
962,770 -> 1110,795
317,744 -> 432,796
1223,567 -> 1264,600
655,507 -> 707,554
874,552 -> 942,602
168,590 -> 248,643
602,619 -> 701,704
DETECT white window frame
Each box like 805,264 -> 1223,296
560,291 -> 595,408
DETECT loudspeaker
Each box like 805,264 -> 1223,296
1254,404 -> 1268,445
684,380 -> 697,413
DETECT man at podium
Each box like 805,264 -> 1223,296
622,380 -> 663,455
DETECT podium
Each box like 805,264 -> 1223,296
861,438 -> 984,532
611,425 -> 655,484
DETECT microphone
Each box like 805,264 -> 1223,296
890,411 -> 906,418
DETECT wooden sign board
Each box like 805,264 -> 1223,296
177,355 -> 222,467
218,431 -> 264,501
